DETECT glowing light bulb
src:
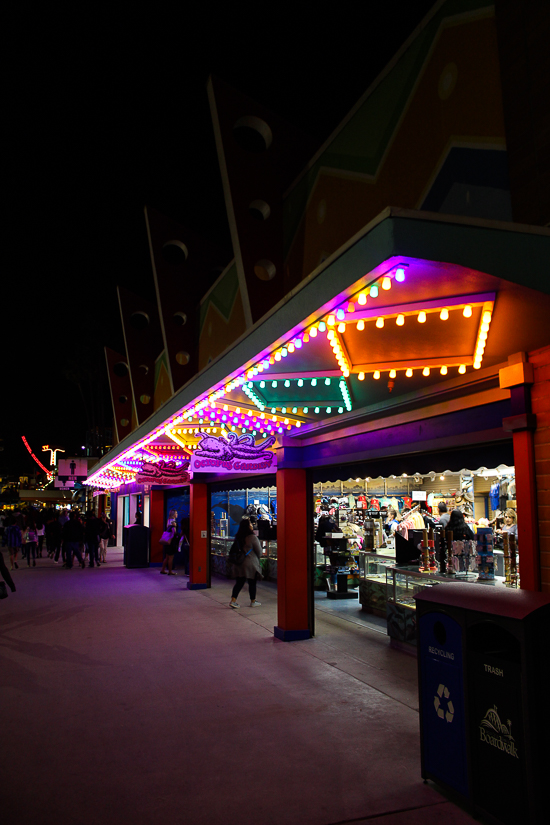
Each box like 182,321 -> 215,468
311,378 -> 317,386
376,317 -> 384,329
282,348 -> 288,357
272,380 -> 277,388
370,285 -> 378,298
389,369 -> 396,379
314,407 -> 320,414
347,302 -> 355,313
310,327 -> 318,338
483,311 -> 492,323
382,277 -> 391,290
406,368 -> 413,377
327,315 -> 335,326
396,314 -> 405,326
303,333 -> 309,343
358,372 -> 365,380
458,364 -> 466,374
297,378 -> 303,387
275,352 -> 281,361
284,380 -> 290,388
463,305 -> 472,318
481,322 -> 490,333
440,366 -> 448,376
327,329 -> 335,340
418,311 -> 426,323
357,319 -> 365,331
373,371 -> 380,380
422,367 -> 430,377
358,292 -> 367,305
325,378 -> 331,386
473,361 -> 481,369
395,267 -> 406,282
302,407 -> 308,414
288,343 -> 295,353
440,308 -> 449,321
337,322 -> 346,333
336,309 -> 345,320
318,322 -> 326,332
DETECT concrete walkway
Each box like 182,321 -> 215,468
1,551 -> 479,825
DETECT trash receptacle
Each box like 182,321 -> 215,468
416,583 -> 550,825
123,524 -> 150,568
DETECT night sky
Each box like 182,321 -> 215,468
2,2 -> 435,477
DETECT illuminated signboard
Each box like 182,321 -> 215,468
135,460 -> 191,486
190,433 -> 277,475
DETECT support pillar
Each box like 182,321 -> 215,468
500,353 -> 540,590
149,489 -> 165,564
274,468 -> 311,641
188,483 -> 209,590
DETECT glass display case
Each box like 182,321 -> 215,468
358,552 -> 395,616
385,566 -> 450,646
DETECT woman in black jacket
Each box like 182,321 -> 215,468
447,509 -> 475,540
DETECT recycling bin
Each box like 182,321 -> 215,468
416,582 -> 550,825
123,524 -> 150,568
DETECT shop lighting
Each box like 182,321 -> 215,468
395,267 -> 406,282
310,326 -> 318,338
458,365 -> 467,374
463,305 -> 472,318
337,322 -> 346,333
326,407 -> 332,413
440,308 -> 449,320
418,311 -> 426,323
295,338 -> 303,348
406,368 -> 413,377
284,379 -> 290,387
282,348 -> 288,357
311,378 -> 317,386
373,371 -> 380,379
337,309 -> 345,321
358,372 -> 365,380
423,367 -> 430,376
297,378 -> 303,387
376,317 -> 384,329
314,407 -> 320,414
288,343 -> 295,353
327,315 -> 335,326
303,407 -> 309,413
272,380 -> 277,387
275,352 -> 281,361
440,366 -> 448,375
327,329 -> 335,340
396,314 -> 404,326
357,320 -> 365,331
347,302 -> 355,313
382,276 -> 392,290
389,369 -> 396,379
370,285 -> 378,298
325,378 -> 331,386
358,292 -> 367,305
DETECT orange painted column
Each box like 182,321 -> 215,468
149,489 -> 165,564
274,468 -> 311,641
510,428 -> 540,590
500,353 -> 540,591
188,483 -> 209,590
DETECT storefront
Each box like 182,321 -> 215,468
86,211 -> 550,639
209,475 -> 277,580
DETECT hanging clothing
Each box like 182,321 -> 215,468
489,482 -> 500,511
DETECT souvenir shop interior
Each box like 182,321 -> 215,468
312,465 -> 519,643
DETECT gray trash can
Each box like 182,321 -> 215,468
416,583 -> 550,825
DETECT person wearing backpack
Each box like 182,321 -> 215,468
229,517 -> 262,609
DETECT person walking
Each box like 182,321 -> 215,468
0,545 -> 16,595
229,517 -> 262,609
61,512 -> 86,569
5,516 -> 21,571
36,512 -> 46,557
160,509 -> 178,576
25,518 -> 38,567
178,516 -> 190,576
84,511 -> 101,567
98,513 -> 114,563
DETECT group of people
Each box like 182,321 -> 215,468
0,507 -> 115,572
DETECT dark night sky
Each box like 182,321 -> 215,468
2,2 -> 435,477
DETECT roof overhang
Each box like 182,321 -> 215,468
87,208 -> 550,489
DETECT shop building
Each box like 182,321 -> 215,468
87,0 -> 550,640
